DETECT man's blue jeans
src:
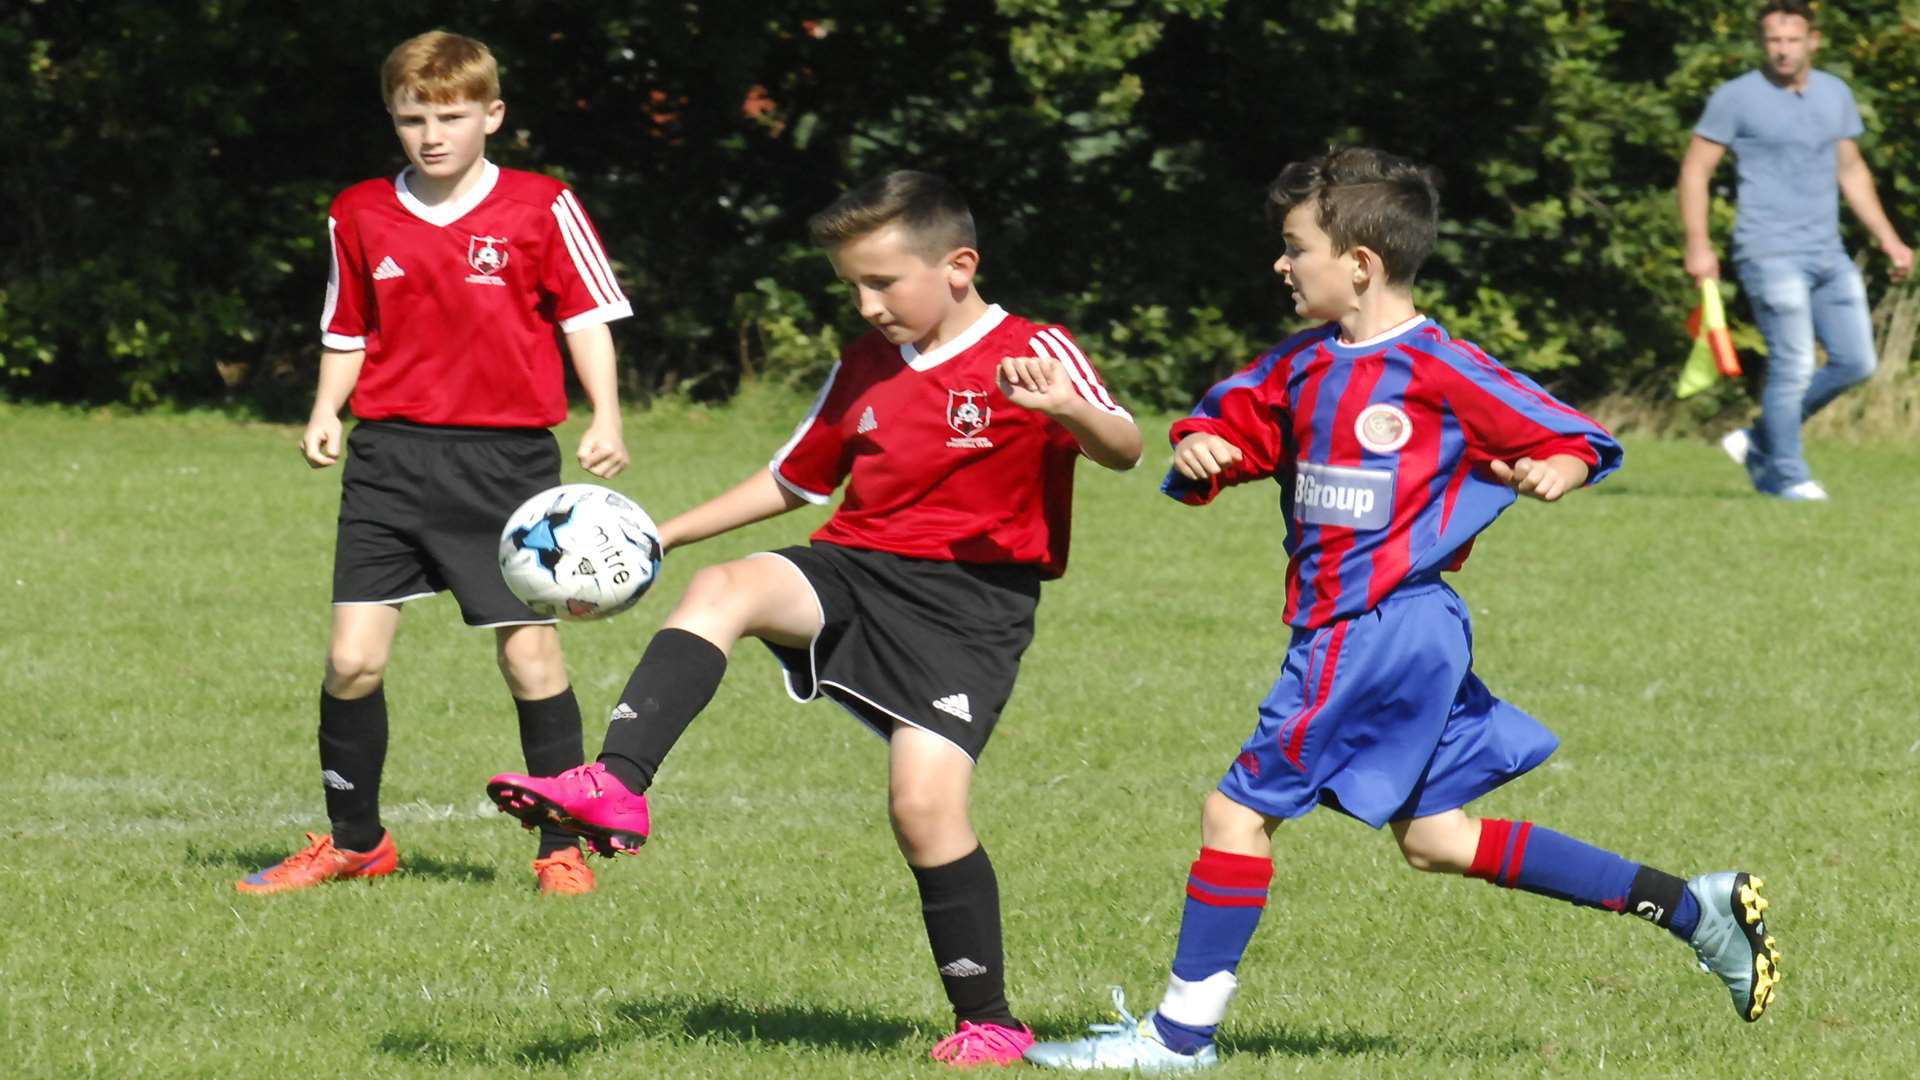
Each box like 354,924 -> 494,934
1733,249 -> 1877,490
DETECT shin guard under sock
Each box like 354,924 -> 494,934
319,686 -> 387,853
516,686 -> 586,856
911,846 -> 1017,1028
597,629 -> 727,793
1470,819 -> 1697,939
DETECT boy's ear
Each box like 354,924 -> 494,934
484,98 -> 506,135
1350,245 -> 1383,287
944,246 -> 981,288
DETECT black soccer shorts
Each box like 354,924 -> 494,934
331,419 -> 560,627
759,542 -> 1043,761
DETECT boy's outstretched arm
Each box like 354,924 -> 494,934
564,323 -> 630,479
1488,454 -> 1589,502
656,468 -> 809,554
300,347 -> 366,469
996,354 -> 1142,470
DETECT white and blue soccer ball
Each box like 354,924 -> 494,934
498,484 -> 662,621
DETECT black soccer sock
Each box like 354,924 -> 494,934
1627,865 -> 1696,938
516,686 -> 587,857
596,628 -> 728,793
911,845 -> 1019,1028
319,686 -> 388,853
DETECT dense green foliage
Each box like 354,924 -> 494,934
2,1 -> 1915,412
6,399 -> 1920,1076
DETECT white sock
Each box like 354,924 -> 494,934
1157,970 -> 1238,1028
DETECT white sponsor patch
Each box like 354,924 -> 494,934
1292,462 -> 1393,530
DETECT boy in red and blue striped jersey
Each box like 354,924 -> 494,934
1026,147 -> 1782,1072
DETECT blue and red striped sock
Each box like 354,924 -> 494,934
1469,819 -> 1698,940
1151,847 -> 1272,1054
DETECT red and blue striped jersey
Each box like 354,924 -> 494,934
1164,317 -> 1622,629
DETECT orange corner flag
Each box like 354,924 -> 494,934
1677,277 -> 1741,399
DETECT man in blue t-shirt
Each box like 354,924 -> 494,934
1678,0 -> 1912,501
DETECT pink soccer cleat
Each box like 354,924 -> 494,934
930,1021 -> 1035,1068
486,762 -> 650,857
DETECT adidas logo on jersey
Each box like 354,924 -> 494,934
857,406 -> 878,434
932,693 -> 972,723
372,256 -> 405,281
937,957 -> 989,978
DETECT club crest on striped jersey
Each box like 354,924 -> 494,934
1354,403 -> 1412,453
946,388 -> 993,448
466,234 -> 511,285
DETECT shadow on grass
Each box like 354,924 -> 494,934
376,995 -> 925,1067
1025,1009 -> 1402,1061
1219,1026 -> 1403,1057
183,844 -> 496,884
185,845 -> 297,871
398,853 -> 497,885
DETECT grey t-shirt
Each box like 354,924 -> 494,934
1694,68 -> 1864,259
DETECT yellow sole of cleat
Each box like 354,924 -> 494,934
1738,877 -> 1782,1021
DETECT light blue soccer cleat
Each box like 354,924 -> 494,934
1024,988 -> 1219,1071
1686,871 -> 1782,1021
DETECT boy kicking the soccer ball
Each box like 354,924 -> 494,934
485,170 -> 1142,1067
1024,146 -> 1781,1071
237,31 -> 631,898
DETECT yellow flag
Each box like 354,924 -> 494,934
1676,278 -> 1741,399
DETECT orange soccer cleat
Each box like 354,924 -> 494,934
532,846 -> 596,895
235,831 -> 399,895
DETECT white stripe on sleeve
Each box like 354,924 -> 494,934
766,361 -> 842,504
1033,328 -> 1130,418
319,216 -> 344,339
554,190 -> 626,304
552,200 -> 610,307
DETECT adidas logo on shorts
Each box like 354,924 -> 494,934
938,957 -> 989,978
932,693 -> 972,723
857,406 -> 878,434
372,256 -> 406,281
609,702 -> 639,722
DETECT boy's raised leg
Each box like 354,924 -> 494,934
1437,813 -> 1781,1021
486,555 -> 819,856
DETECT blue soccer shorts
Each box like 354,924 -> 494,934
1218,581 -> 1557,829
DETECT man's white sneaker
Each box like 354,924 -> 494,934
1776,480 -> 1829,502
1718,428 -> 1752,466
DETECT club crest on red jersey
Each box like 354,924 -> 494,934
466,234 -> 511,285
1354,403 -> 1413,453
946,388 -> 993,448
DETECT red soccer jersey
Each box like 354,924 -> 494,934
772,305 -> 1130,577
319,161 -> 631,428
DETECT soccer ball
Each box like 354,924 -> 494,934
498,484 -> 662,621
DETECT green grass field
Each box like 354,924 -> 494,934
3,396 -> 1917,1078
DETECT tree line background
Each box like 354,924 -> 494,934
2,0 -> 1915,421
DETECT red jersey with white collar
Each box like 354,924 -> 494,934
319,162 -> 631,428
772,305 -> 1130,577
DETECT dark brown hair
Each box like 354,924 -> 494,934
807,170 -> 976,259
1756,1 -> 1816,30
1265,146 -> 1441,286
